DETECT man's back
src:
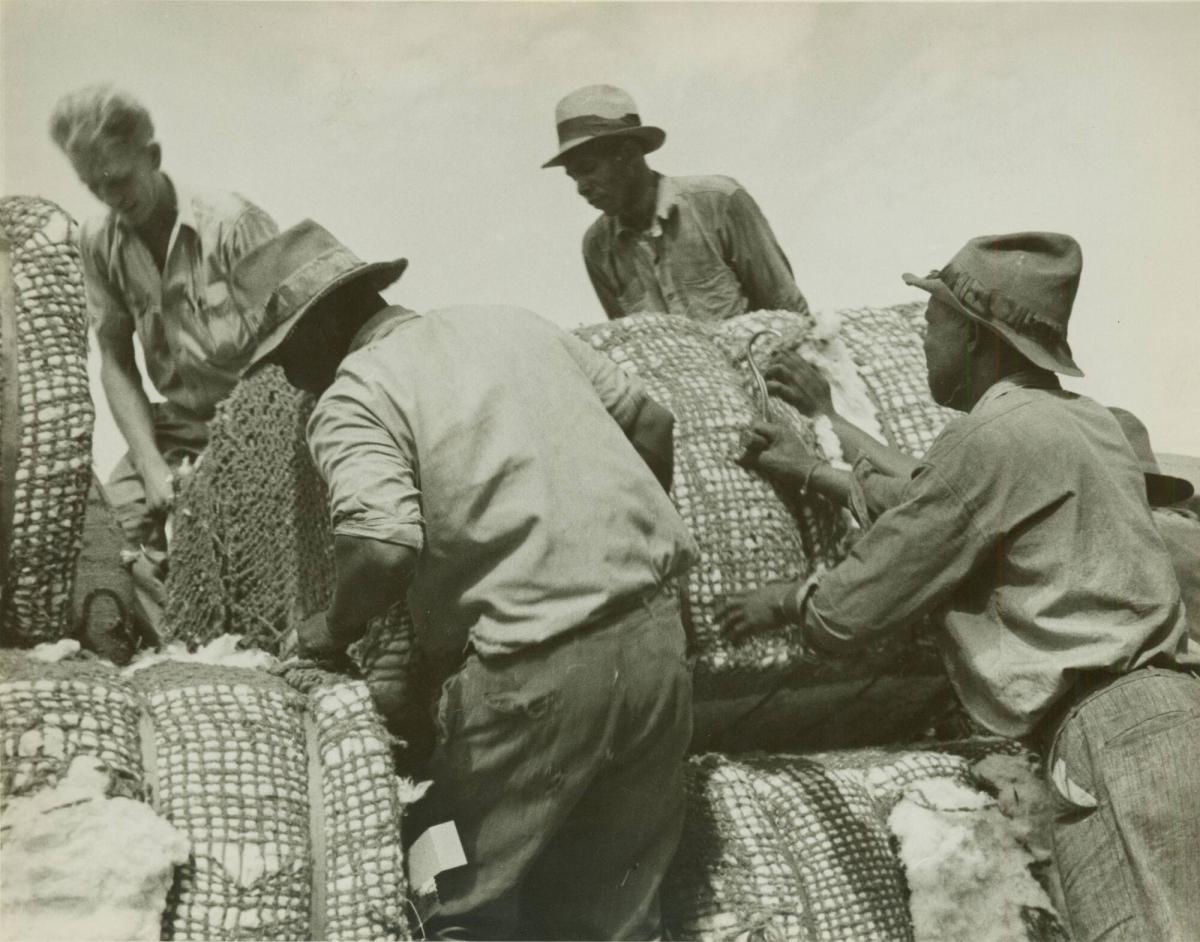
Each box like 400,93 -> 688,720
308,305 -> 696,658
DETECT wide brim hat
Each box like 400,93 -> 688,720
541,84 -> 665,169
1108,407 -> 1195,505
902,232 -> 1084,377
235,220 -> 407,376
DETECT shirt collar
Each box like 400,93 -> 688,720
112,174 -> 196,255
973,368 -> 1062,412
349,305 -> 420,353
615,174 -> 678,238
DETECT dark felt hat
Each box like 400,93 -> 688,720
903,232 -> 1084,377
235,220 -> 407,376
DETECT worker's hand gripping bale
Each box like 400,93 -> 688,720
727,232 -> 1200,942
232,221 -> 697,941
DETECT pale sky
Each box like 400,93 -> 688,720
3,1 -> 1198,470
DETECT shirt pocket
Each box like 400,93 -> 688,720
677,266 -> 745,321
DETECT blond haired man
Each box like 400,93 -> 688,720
50,85 -> 277,613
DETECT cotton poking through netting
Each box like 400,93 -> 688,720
0,755 -> 190,941
889,777 -> 1058,942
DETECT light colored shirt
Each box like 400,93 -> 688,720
582,174 -> 808,322
801,371 -> 1188,737
79,179 -> 278,419
306,305 -> 698,658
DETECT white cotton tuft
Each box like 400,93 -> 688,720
122,633 -> 277,675
889,776 -> 1056,942
0,756 -> 190,940
29,639 -> 82,663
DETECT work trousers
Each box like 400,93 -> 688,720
420,590 -> 693,941
1048,667 -> 1200,941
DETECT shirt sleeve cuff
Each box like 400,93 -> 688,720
799,585 -> 862,657
332,518 -> 424,551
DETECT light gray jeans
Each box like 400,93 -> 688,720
1048,668 -> 1200,941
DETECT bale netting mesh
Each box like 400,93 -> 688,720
164,367 -> 426,744
663,742 -> 1066,942
573,311 -> 942,707
0,196 -> 94,645
0,651 -> 414,940
835,303 -> 956,458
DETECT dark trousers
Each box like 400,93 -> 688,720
420,591 -> 693,941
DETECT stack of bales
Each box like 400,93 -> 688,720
0,650 -> 414,940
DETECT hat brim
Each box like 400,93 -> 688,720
902,272 -> 1084,378
1144,470 -> 1195,506
241,257 -> 408,377
541,125 -> 665,169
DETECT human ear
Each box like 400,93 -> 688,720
147,142 -> 163,170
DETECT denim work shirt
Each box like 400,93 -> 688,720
582,175 -> 809,322
306,305 -> 698,659
799,372 -> 1189,737
79,178 -> 278,419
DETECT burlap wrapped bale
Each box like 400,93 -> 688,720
0,196 -> 94,645
165,367 -> 427,746
574,312 -> 947,750
0,651 -> 415,941
663,742 -> 1066,942
835,303 -> 956,458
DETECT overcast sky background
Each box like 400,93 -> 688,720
3,1 -> 1198,473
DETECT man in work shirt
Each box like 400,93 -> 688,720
50,85 -> 278,618
235,220 -> 697,941
543,84 -> 809,321
719,233 -> 1200,942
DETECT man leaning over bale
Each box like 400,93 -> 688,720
718,232 -> 1200,942
50,85 -> 278,626
544,84 -> 809,321
234,220 -> 698,941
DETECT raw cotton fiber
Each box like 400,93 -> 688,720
0,755 -> 190,940
888,776 -> 1059,942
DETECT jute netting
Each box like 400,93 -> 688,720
0,651 -> 414,940
165,367 -> 425,741
0,196 -> 94,645
573,310 -> 935,694
836,303 -> 956,458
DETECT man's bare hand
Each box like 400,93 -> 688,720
765,351 -> 836,418
139,459 -> 175,516
738,419 -> 821,484
717,582 -> 795,641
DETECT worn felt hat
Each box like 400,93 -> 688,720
541,84 -> 665,169
1108,407 -> 1195,505
903,232 -> 1084,377
235,220 -> 407,376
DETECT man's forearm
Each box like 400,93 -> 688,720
325,535 -> 418,650
829,415 -> 918,479
101,356 -> 166,479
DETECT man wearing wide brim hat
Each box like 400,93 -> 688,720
543,83 -> 810,322
720,232 -> 1200,941
236,219 -> 699,941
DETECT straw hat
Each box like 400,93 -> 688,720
541,85 -> 665,168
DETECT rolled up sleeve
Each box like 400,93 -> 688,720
559,332 -> 649,432
804,463 -> 994,651
78,229 -> 131,342
306,373 -> 424,551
